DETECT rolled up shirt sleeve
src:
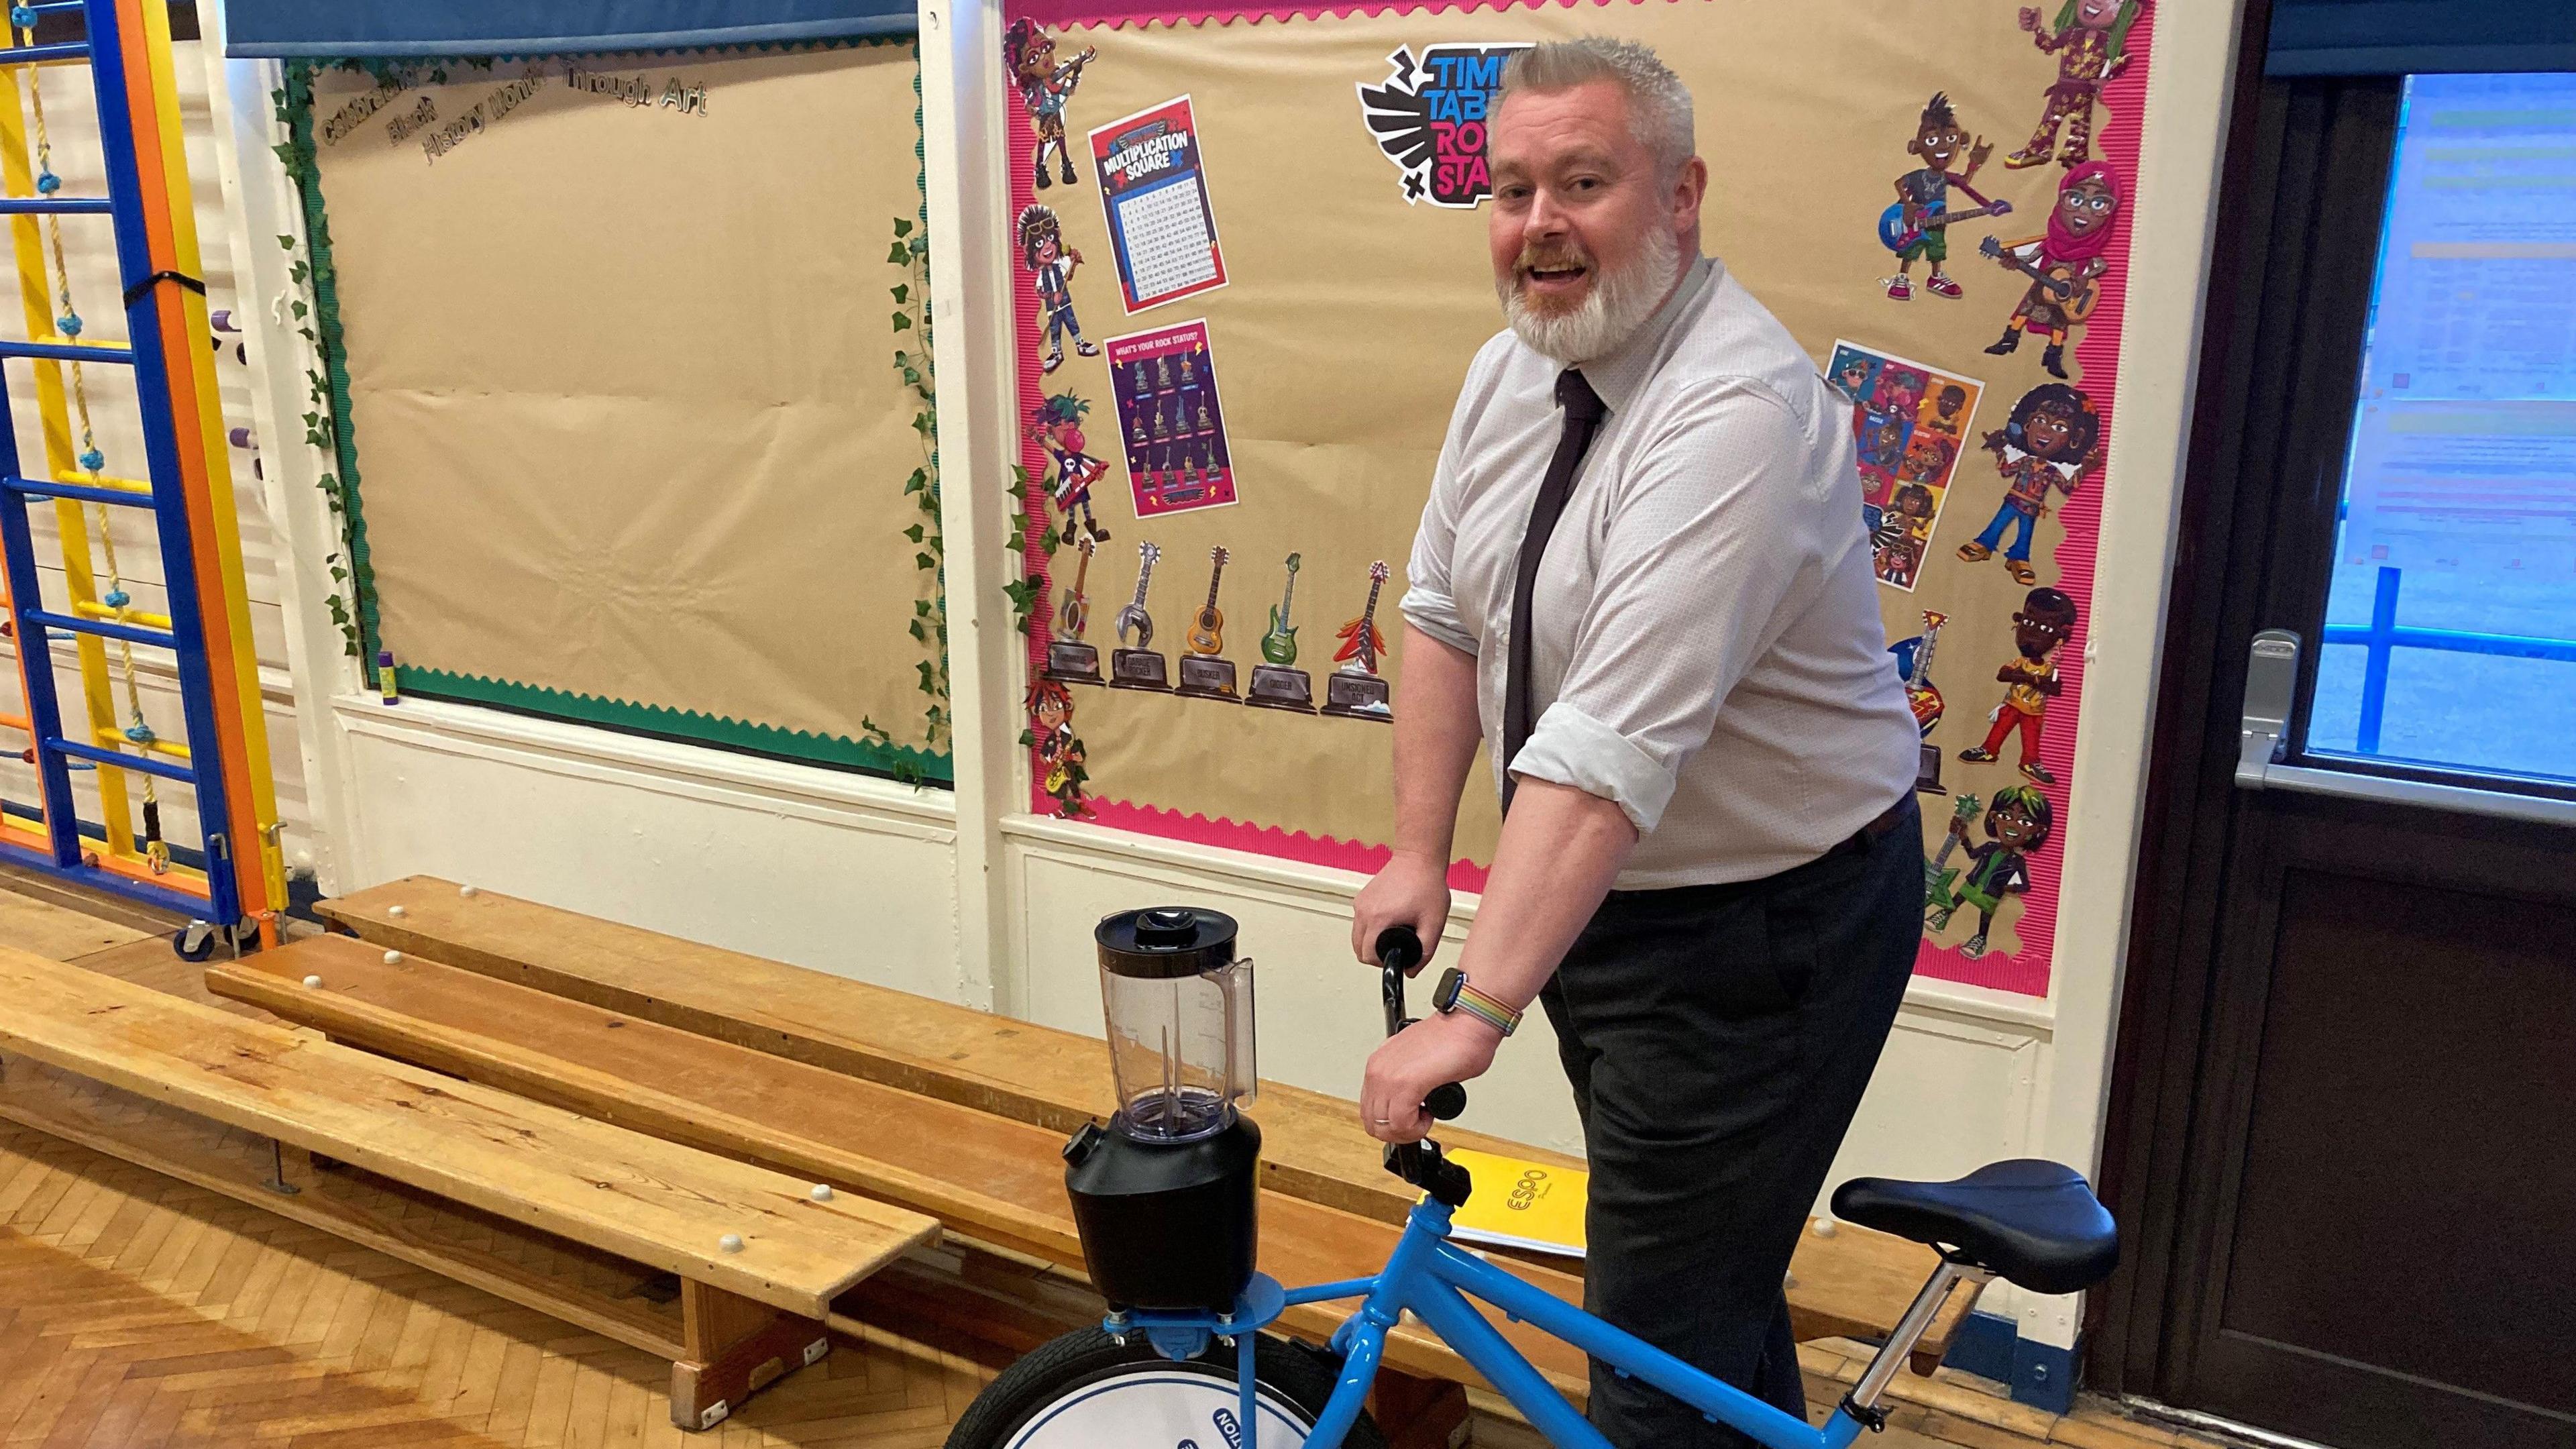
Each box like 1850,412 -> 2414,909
1507,380 -> 1827,835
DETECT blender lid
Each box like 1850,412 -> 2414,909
1096,906 -> 1240,979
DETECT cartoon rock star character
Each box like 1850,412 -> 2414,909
1898,432 -> 1956,486
1872,483 -> 1935,585
1026,393 -> 1111,544
1016,205 -> 1097,374
1002,19 -> 1096,191
1961,586 -> 2077,784
1919,382 -> 1971,437
1026,678 -> 1090,818
1984,161 -> 2122,380
1957,382 -> 2101,584
1830,354 -> 1877,405
1858,410 -> 1910,472
1929,784 -> 2052,959
2005,0 -> 2145,170
1888,92 -> 1997,301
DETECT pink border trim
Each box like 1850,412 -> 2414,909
1015,0 -> 2158,1000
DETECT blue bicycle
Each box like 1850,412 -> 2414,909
948,918 -> 2118,1449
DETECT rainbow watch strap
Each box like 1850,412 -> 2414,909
1438,968 -> 1521,1036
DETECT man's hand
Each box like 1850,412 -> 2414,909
1353,851 -> 1450,973
1360,1011 -> 1500,1143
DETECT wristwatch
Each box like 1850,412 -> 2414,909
1431,967 -> 1521,1037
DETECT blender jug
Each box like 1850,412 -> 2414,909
1063,907 -> 1263,1313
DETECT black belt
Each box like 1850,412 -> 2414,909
1823,798 -> 1913,861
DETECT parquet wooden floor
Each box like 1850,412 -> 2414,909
0,1122 -> 990,1448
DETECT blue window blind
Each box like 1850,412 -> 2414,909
221,0 -> 916,58
2267,1 -> 2576,77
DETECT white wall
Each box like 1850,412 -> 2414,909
212,0 -> 2249,1360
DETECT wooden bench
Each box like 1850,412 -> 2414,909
0,944 -> 941,1432
317,875 -> 1976,1368
213,934 -> 1589,1446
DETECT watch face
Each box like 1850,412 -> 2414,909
1433,967 -> 1464,1014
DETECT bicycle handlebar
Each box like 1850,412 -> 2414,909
1374,926 -> 1467,1122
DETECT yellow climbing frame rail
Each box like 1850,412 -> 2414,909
0,0 -> 285,943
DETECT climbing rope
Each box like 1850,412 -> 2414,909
21,36 -> 168,873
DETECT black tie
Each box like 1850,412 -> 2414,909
1502,368 -> 1608,814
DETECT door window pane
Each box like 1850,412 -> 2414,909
2315,72 -> 2576,784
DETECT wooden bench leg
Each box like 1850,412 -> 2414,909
670,1280 -> 830,1432
1368,1366 -> 1470,1449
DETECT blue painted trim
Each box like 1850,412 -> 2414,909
227,14 -> 918,58
2010,1332 -> 2078,1414
1939,1309 -> 2019,1384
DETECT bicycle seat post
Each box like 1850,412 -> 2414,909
1841,1257 -> 1993,1428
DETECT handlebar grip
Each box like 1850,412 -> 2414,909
1375,924 -> 1425,974
1424,1082 -> 1467,1121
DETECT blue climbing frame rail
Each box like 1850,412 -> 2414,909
0,0 -> 246,929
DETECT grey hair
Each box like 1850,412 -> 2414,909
1499,37 -> 1696,178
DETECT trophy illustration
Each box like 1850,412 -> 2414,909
1246,553 -> 1316,712
1045,535 -> 1106,685
1175,547 -> 1241,701
1109,541 -> 1171,691
1320,561 -> 1394,721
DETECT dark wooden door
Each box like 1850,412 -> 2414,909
2093,68 -> 2576,1449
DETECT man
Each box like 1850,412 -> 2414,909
1350,38 -> 1924,1448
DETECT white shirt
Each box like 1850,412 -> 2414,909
1402,257 -> 1918,889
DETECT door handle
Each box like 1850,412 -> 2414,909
2233,629 -> 2576,826
2234,629 -> 2300,789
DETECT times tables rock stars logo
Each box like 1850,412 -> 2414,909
1358,44 -> 1532,207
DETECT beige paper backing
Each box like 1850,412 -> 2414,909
311,45 -> 941,757
1043,3 -> 2118,959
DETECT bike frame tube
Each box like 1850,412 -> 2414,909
1297,1201 -> 1868,1449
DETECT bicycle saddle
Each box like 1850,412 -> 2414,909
1829,1159 -> 2118,1295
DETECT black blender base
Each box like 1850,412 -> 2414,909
1063,1114 -> 1263,1313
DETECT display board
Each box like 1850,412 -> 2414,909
294,42 -> 947,779
1007,0 -> 2154,996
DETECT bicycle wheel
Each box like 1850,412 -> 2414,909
946,1328 -> 1388,1449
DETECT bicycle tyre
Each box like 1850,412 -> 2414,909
945,1327 -> 1389,1449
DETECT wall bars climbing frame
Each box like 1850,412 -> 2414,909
0,0 -> 286,947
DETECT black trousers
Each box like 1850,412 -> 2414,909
1537,796 -> 1923,1448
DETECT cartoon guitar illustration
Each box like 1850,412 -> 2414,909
1924,792 -> 1984,928
1903,610 -> 1947,737
1260,553 -> 1301,666
1113,541 -> 1161,649
1978,234 -> 2099,320
1334,561 -> 1391,676
1187,546 -> 1230,657
1878,198 -> 2012,254
1054,534 -> 1095,642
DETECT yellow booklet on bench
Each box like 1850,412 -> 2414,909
1442,1148 -> 1588,1259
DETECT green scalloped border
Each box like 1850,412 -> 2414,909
393,665 -> 948,777
283,39 -> 951,787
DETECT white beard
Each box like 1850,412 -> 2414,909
1499,225 -> 1682,364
